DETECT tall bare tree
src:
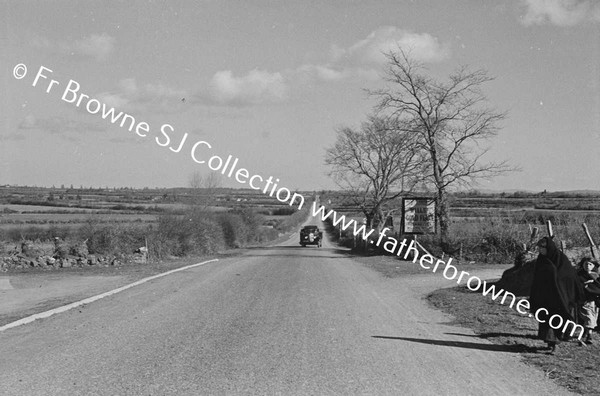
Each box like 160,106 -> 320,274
325,115 -> 425,230
371,50 -> 515,245
188,171 -> 204,189
188,171 -> 223,208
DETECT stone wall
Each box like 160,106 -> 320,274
0,239 -> 147,272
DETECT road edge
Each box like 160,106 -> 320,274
0,258 -> 219,332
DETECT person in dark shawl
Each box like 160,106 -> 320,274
529,237 -> 585,353
576,257 -> 600,344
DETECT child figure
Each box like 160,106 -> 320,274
577,258 -> 600,344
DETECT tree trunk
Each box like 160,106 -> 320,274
365,212 -> 374,229
436,189 -> 450,248
371,206 -> 384,231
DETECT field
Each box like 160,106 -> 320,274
0,186 -> 308,225
319,190 -> 600,264
0,185 -> 312,261
5,185 -> 600,265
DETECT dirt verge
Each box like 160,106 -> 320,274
353,253 -> 595,395
427,286 -> 599,395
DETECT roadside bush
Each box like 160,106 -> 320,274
79,218 -> 146,256
1,225 -> 73,242
231,208 -> 261,233
444,212 -> 600,263
188,215 -> 225,255
0,200 -> 315,263
148,210 -> 225,259
256,227 -> 279,242
217,212 -> 249,248
147,214 -> 181,259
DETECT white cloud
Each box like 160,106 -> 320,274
334,26 -> 449,66
208,69 -> 287,105
74,33 -> 115,61
295,26 -> 449,83
32,33 -> 115,61
520,0 -> 600,26
295,64 -> 379,82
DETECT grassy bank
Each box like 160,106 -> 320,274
428,286 -> 600,395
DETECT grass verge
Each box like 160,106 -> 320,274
352,253 -> 598,395
428,285 -> 600,395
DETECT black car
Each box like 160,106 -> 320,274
299,225 -> 322,247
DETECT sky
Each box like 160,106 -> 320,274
1,0 -> 599,193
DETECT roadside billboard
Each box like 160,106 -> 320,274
402,197 -> 436,234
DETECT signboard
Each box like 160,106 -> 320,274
402,198 -> 436,234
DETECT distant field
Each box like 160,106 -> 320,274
1,204 -> 97,213
0,213 -> 157,227
318,190 -> 600,263
0,185 -> 305,240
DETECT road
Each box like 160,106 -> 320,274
0,227 -> 572,395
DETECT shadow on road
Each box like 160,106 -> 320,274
371,335 -> 537,353
443,332 -> 537,340
478,332 -> 539,340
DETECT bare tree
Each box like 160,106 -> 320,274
188,171 -> 223,208
325,115 -> 425,230
371,50 -> 516,245
189,171 -> 204,189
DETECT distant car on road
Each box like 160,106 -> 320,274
299,225 -> 322,247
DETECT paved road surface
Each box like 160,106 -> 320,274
0,227 -> 572,395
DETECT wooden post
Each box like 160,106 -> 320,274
531,226 -> 539,241
546,220 -> 554,239
527,226 -> 539,251
582,223 -> 599,259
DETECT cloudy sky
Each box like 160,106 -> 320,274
1,0 -> 599,192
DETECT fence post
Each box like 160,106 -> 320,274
582,223 -> 599,259
145,237 -> 149,263
546,220 -> 554,238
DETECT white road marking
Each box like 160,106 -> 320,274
0,258 -> 219,332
